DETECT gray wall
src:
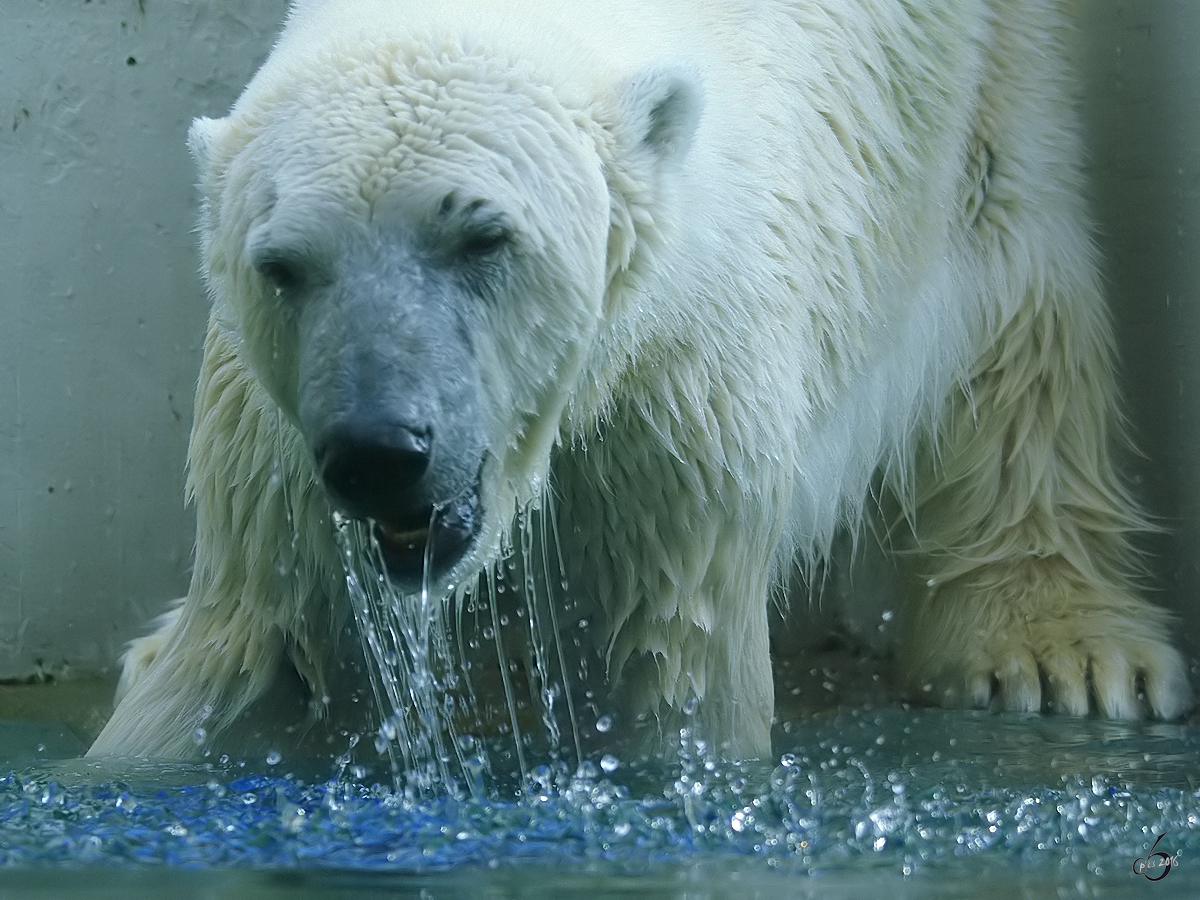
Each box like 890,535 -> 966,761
1078,1 -> 1200,674
1,1 -> 288,678
1,1 -> 1197,682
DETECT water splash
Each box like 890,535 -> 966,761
5,710 -> 1200,888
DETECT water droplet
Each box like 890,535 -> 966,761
595,715 -> 613,733
265,750 -> 282,766
600,754 -> 619,773
282,803 -> 307,834
191,727 -> 207,746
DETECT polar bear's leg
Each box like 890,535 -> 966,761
90,318 -> 342,759
557,398 -> 784,759
897,9 -> 1192,721
112,602 -> 183,706
899,248 -> 1193,721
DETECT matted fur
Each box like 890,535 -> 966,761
91,0 -> 1191,761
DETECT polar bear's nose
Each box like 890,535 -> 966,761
315,423 -> 432,522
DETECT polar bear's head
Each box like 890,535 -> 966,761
189,31 -> 701,587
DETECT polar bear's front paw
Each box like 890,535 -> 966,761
902,581 -> 1194,721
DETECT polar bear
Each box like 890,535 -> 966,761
90,0 -> 1192,763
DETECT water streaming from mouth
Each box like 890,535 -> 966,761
331,504 -> 581,799
334,512 -> 476,799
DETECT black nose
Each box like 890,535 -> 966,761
315,422 -> 432,523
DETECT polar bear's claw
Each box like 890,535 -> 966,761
905,588 -> 1194,722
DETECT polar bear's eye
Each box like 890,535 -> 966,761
251,249 -> 307,295
437,193 -> 513,259
458,219 -> 513,257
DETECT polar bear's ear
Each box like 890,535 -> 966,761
603,63 -> 703,290
286,0 -> 324,19
187,116 -> 231,173
618,61 -> 703,166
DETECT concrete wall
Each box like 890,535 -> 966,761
1,1 -> 1197,682
1,1 -> 287,678
1077,1 -> 1200,675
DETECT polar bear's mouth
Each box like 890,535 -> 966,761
368,491 -> 480,584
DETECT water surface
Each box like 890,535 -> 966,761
3,707 -> 1197,898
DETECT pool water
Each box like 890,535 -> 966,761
3,706 -> 1198,899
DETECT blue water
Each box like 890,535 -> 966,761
3,708 -> 1198,898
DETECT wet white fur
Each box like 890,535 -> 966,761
91,0 -> 1192,760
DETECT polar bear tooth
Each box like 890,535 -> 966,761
374,523 -> 429,548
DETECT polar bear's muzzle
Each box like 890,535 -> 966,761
292,242 -> 490,585
314,423 -> 482,581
